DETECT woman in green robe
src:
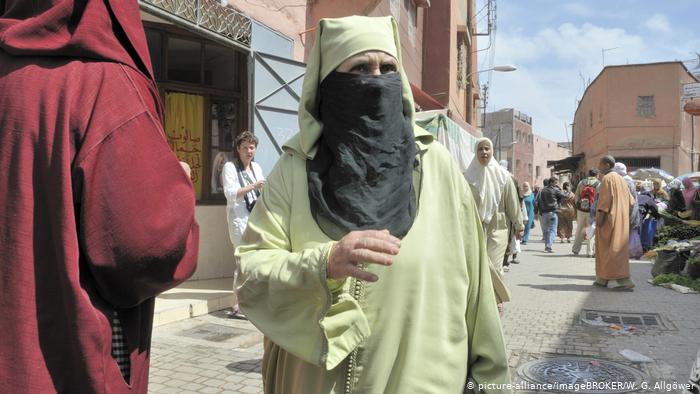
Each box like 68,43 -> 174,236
235,15 -> 511,394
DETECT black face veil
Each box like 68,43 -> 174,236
307,71 -> 417,240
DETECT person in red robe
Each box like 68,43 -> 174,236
0,1 -> 200,392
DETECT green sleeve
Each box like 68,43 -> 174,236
463,184 -> 512,391
504,179 -> 524,232
235,155 -> 370,371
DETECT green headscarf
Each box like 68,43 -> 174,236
291,15 -> 417,159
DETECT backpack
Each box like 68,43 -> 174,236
578,183 -> 596,212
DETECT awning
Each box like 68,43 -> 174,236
410,83 -> 444,111
415,110 -> 478,173
547,154 -> 584,174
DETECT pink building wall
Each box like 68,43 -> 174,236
512,118 -> 534,185
228,0 -> 481,131
305,0 -> 425,86
422,0 -> 479,127
533,135 -> 570,188
573,62 -> 699,176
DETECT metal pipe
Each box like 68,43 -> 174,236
693,115 -> 696,172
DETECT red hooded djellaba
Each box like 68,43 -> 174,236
0,1 -> 199,392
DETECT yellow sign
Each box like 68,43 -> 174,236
165,92 -> 204,199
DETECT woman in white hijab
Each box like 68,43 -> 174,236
464,138 -> 524,306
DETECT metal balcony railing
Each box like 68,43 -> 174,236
139,0 -> 252,49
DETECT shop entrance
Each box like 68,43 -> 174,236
145,22 -> 247,203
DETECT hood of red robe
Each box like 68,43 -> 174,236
0,0 -> 154,81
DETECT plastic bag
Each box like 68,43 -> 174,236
619,349 -> 654,363
629,232 -> 643,259
651,249 -> 686,277
586,223 -> 596,240
510,237 -> 521,254
641,218 -> 657,250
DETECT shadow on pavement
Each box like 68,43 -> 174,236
540,274 -> 597,280
226,359 -> 262,373
517,283 -> 601,292
532,253 -> 569,258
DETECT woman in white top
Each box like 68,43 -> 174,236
223,131 -> 266,247
222,131 -> 265,318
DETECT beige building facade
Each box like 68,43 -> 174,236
533,136 -> 571,187
573,62 -> 699,177
484,108 -> 571,187
484,108 -> 534,185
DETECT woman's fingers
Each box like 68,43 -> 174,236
355,236 -> 399,256
367,229 -> 401,247
328,229 -> 402,282
345,265 -> 379,282
349,248 -> 394,266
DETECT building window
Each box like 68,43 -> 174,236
637,95 -> 655,117
589,111 -> 593,128
146,25 -> 246,203
145,29 -> 164,80
516,159 -> 521,169
457,32 -> 467,89
516,130 -> 521,142
618,157 -> 660,170
536,166 -> 541,177
168,37 -> 202,84
528,163 -> 533,174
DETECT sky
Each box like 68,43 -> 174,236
477,0 -> 700,143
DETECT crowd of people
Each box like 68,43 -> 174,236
6,1 -> 695,392
500,155 -> 699,292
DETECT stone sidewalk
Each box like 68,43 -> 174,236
503,228 -> 699,391
149,224 -> 700,393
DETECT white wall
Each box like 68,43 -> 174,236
191,205 -> 236,280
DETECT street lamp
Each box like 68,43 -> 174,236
466,65 -> 517,82
474,65 -> 518,131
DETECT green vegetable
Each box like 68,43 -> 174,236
652,273 -> 700,292
654,224 -> 700,247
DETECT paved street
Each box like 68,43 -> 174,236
150,224 -> 700,393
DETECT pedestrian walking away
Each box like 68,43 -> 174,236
537,177 -> 567,253
557,182 -> 576,243
572,168 -> 600,257
234,15 -> 511,393
613,162 -> 643,259
594,155 -> 636,290
0,1 -> 200,392
521,182 -> 536,245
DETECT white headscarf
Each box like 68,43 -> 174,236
522,182 -> 532,197
614,162 -> 637,195
613,162 -> 627,176
464,138 -> 510,224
